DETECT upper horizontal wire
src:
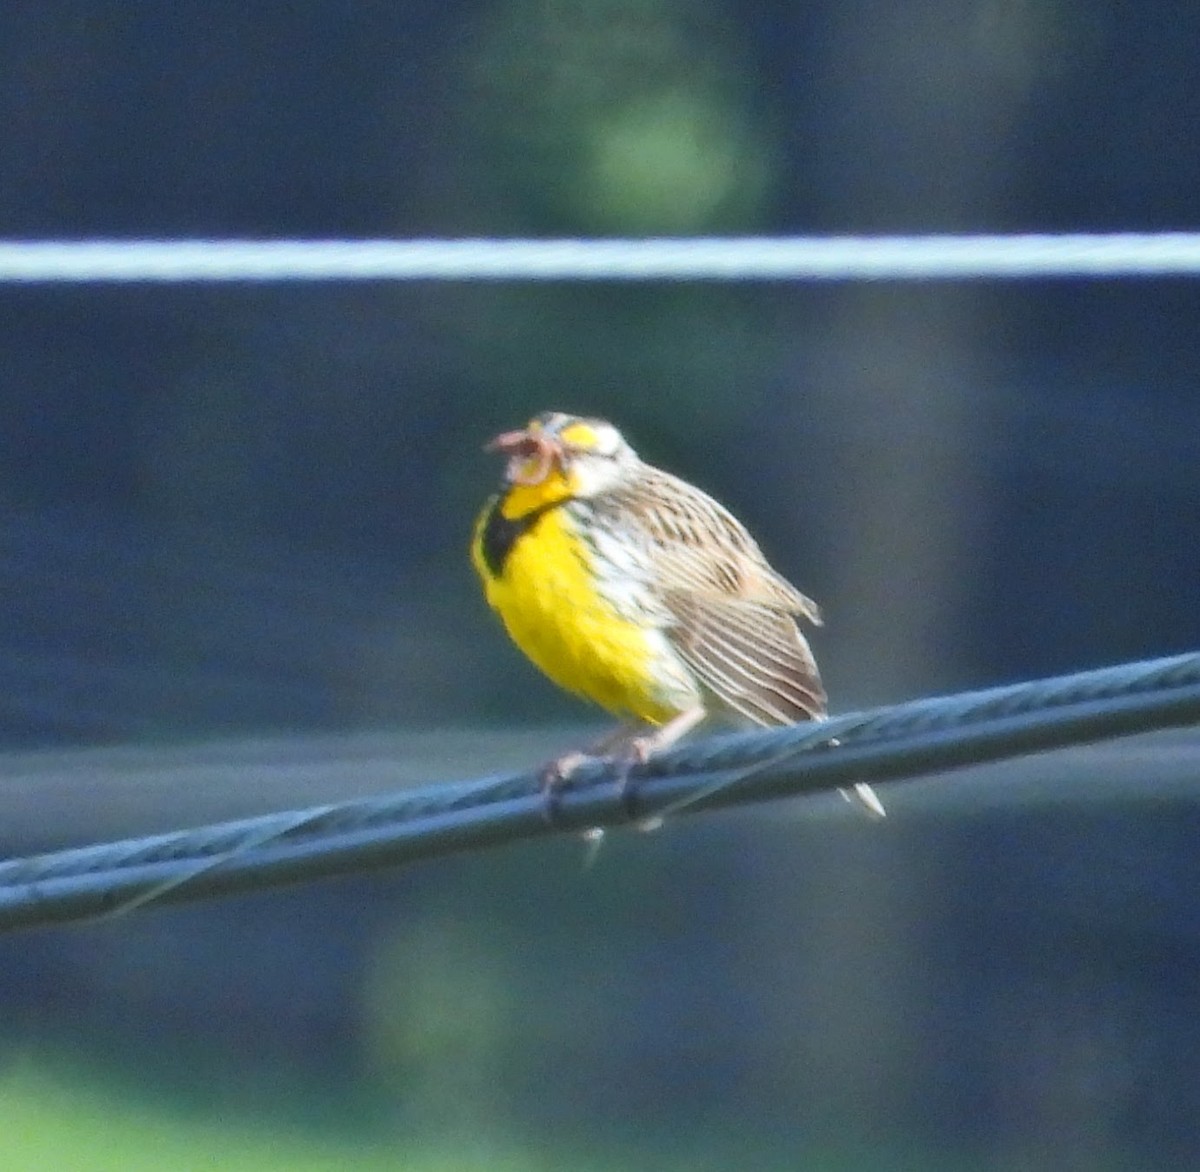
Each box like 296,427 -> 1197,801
2,234 -> 1200,283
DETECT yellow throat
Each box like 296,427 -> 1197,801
471,468 -> 681,725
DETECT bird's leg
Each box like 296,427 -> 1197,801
619,705 -> 707,822
539,706 -> 707,825
624,705 -> 707,764
542,723 -> 640,783
539,722 -> 641,824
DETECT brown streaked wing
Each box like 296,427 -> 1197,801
665,591 -> 828,725
609,465 -> 822,623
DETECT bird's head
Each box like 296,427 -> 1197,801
485,411 -> 637,499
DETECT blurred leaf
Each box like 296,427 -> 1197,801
463,0 -> 774,232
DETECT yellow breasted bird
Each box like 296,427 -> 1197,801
471,411 -> 883,818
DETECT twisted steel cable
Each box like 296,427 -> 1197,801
0,650 -> 1197,932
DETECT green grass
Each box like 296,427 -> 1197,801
0,1057 -> 599,1172
0,1053 -> 1154,1172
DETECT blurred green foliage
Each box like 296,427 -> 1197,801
464,0 -> 770,234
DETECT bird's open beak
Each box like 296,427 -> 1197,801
485,428 -> 562,486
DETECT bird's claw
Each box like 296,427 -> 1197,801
539,751 -> 589,825
539,740 -> 653,828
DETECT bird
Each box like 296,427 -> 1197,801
470,410 -> 883,820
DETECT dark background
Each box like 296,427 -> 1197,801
0,2 -> 1198,1169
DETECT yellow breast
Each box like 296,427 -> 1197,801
471,489 -> 689,724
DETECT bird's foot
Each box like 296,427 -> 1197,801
540,707 -> 706,833
538,738 -> 655,831
613,737 -> 653,823
538,750 -> 591,825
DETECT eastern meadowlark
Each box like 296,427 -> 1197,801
471,411 -> 883,818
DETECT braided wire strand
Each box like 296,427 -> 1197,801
0,650 -> 1198,931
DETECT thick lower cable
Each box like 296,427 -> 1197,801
0,650 -> 1197,932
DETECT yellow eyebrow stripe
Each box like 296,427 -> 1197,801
558,421 -> 599,448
